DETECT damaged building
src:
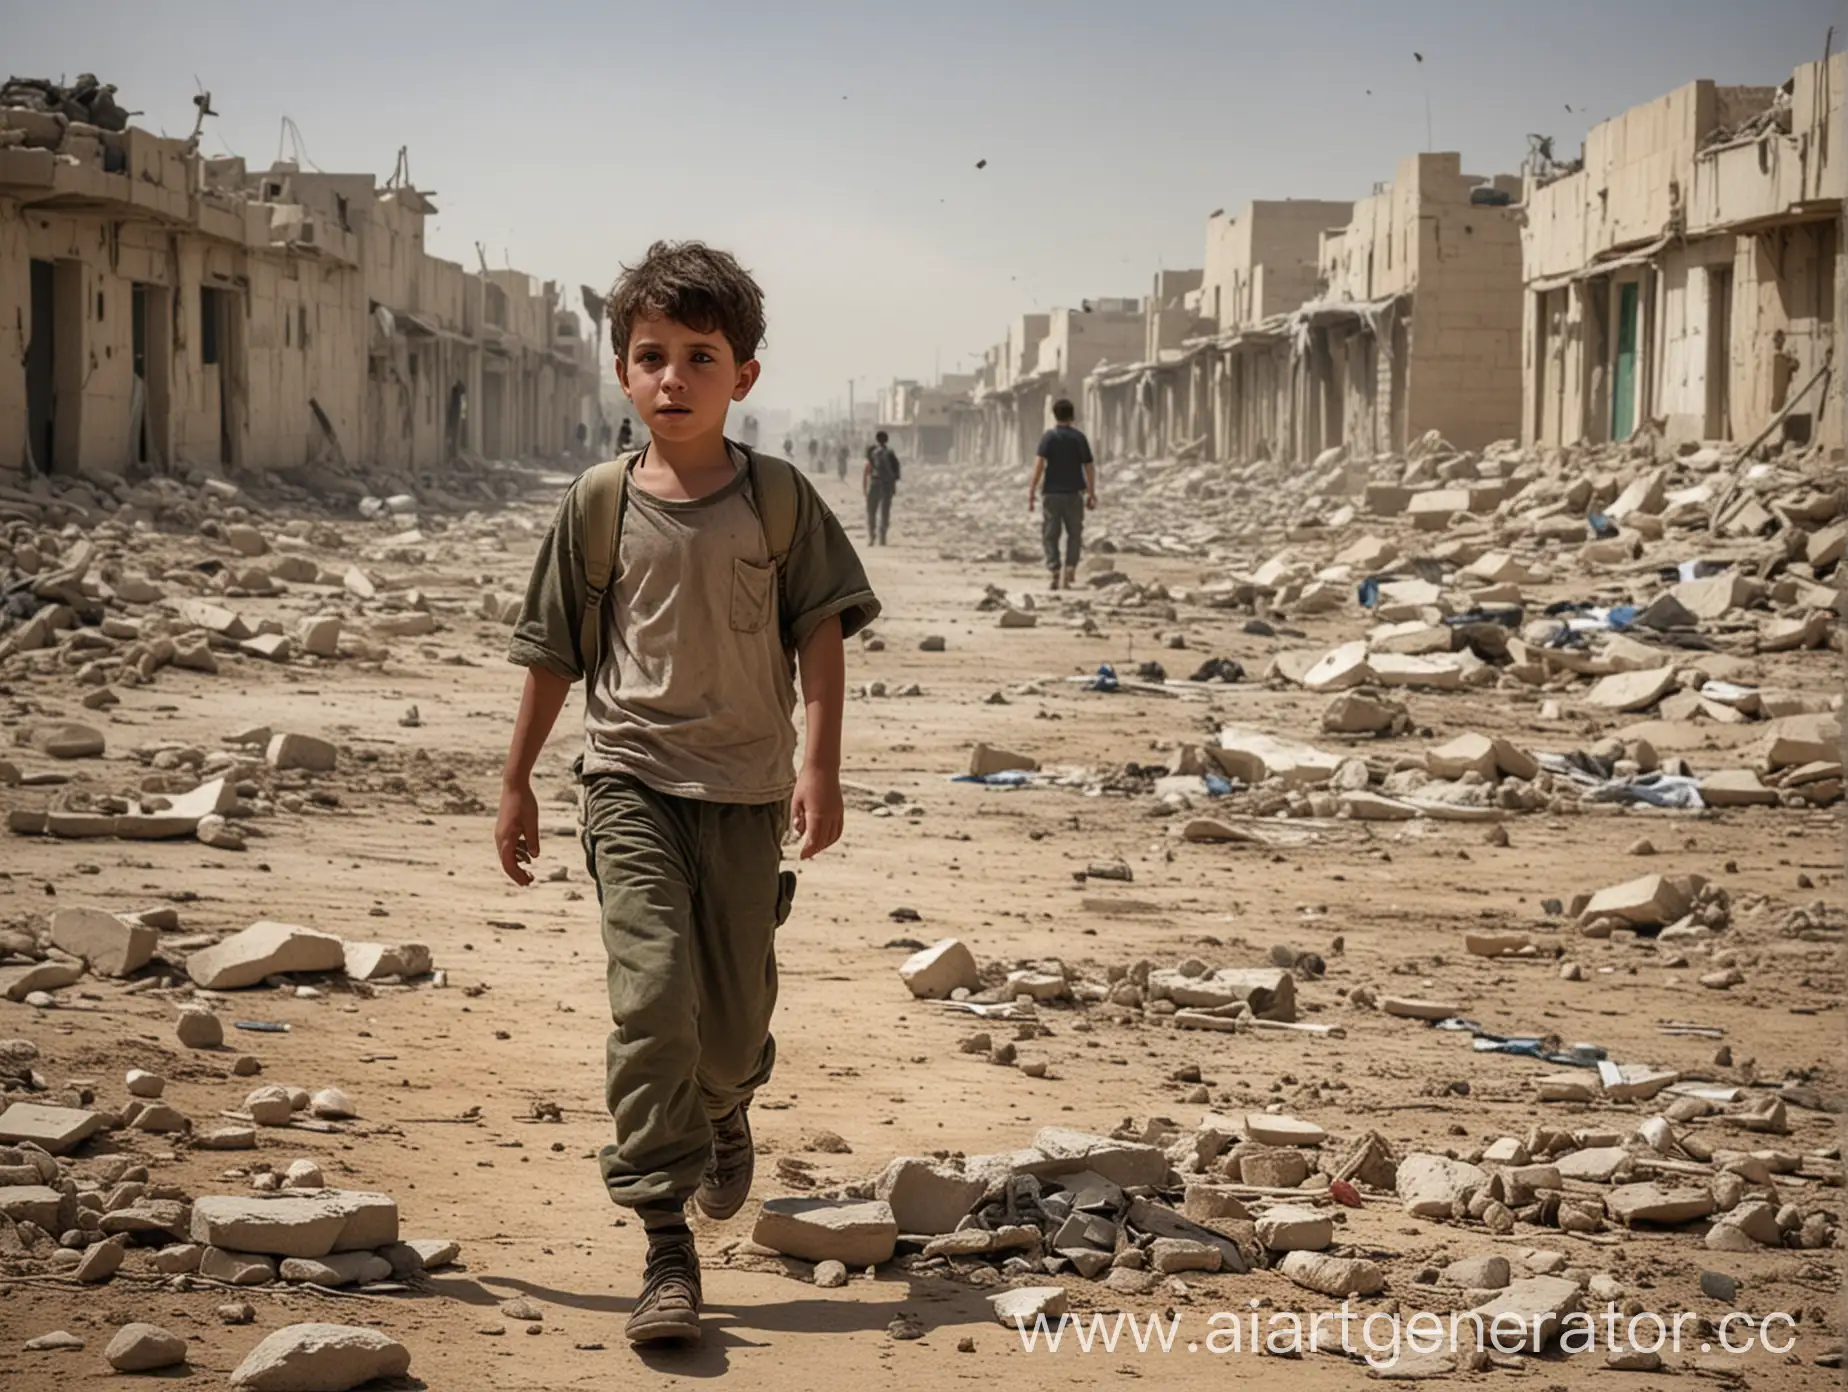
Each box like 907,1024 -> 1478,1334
0,76 -> 594,483
1522,55 -> 1844,452
954,301 -> 1143,470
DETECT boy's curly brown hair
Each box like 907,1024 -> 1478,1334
605,241 -> 765,365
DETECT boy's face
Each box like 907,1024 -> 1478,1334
615,314 -> 758,446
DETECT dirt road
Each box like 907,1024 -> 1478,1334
0,461 -> 1839,1388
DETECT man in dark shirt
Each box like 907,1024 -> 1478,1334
1028,398 -> 1095,589
863,430 -> 901,545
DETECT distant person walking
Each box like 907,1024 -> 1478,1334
863,430 -> 901,546
616,418 -> 634,452
807,437 -> 820,474
1027,398 -> 1095,590
835,441 -> 848,482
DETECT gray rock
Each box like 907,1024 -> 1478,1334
175,1009 -> 224,1049
105,1322 -> 188,1371
228,1322 -> 410,1391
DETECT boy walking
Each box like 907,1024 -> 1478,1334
1027,398 -> 1095,589
863,429 -> 900,545
496,241 -> 879,1347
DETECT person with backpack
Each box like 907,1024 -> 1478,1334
496,240 -> 879,1347
863,429 -> 900,545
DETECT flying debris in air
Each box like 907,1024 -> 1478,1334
1414,51 -> 1424,62
975,158 -> 987,169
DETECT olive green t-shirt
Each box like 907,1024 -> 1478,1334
508,447 -> 880,804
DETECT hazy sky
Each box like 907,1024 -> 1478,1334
9,0 -> 1836,417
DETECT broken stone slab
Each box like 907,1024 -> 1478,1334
1255,1204 -> 1333,1252
187,921 -> 347,990
1213,727 -> 1342,784
199,1247 -> 277,1285
266,733 -> 337,774
1147,967 -> 1296,1021
1126,1197 -> 1247,1273
1397,1153 -> 1488,1217
1339,791 -> 1420,821
190,1191 -> 399,1259
897,939 -> 979,1000
1762,713 -> 1841,770
1463,1276 -> 1582,1352
228,1323 -> 410,1391
177,600 -> 253,640
875,1157 -> 987,1235
19,720 -> 105,759
1031,1128 -> 1168,1188
1443,1254 -> 1511,1289
988,1287 -> 1067,1327
1279,1250 -> 1384,1297
1586,665 -> 1677,713
0,1185 -> 63,1229
1698,769 -> 1779,807
298,616 -> 342,659
968,743 -> 1037,777
753,1198 -> 896,1267
1322,692 -> 1406,735
240,634 -> 294,663
923,1225 -> 1040,1258
99,1201 -> 190,1239
0,1103 -> 103,1156
1555,1147 -> 1630,1183
1537,1073 -> 1598,1103
1300,641 -> 1374,692
1,960 -> 85,1001
74,1238 -> 126,1282
1370,621 -> 1455,656
1605,1183 -> 1715,1227
48,907 -> 156,977
1672,571 -> 1762,620
1244,1114 -> 1325,1148
1368,652 -> 1467,690
278,1251 -> 393,1287
1149,1237 -> 1221,1274
1580,874 -> 1688,928
340,941 -> 432,981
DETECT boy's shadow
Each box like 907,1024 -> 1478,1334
424,1269 -> 996,1377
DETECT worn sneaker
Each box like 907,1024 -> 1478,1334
695,1103 -> 754,1221
626,1236 -> 702,1344
1048,570 -> 1062,591
1062,566 -> 1077,589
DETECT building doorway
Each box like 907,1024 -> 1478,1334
1704,266 -> 1733,440
25,260 -> 55,473
132,283 -> 173,470
1611,281 -> 1639,440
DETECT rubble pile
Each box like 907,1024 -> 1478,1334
921,432 -> 1840,825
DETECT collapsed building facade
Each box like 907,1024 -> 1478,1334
1522,56 -> 1845,453
0,77 -> 595,483
946,58 -> 1840,476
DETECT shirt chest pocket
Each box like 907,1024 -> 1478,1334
730,557 -> 775,634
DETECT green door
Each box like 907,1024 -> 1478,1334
1612,281 -> 1638,440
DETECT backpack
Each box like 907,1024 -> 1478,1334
573,444 -> 801,682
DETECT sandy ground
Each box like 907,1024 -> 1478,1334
0,463 -> 1840,1389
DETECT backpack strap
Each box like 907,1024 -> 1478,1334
741,447 -> 802,644
574,451 -> 636,682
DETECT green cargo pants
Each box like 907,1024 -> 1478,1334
579,773 -> 794,1208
